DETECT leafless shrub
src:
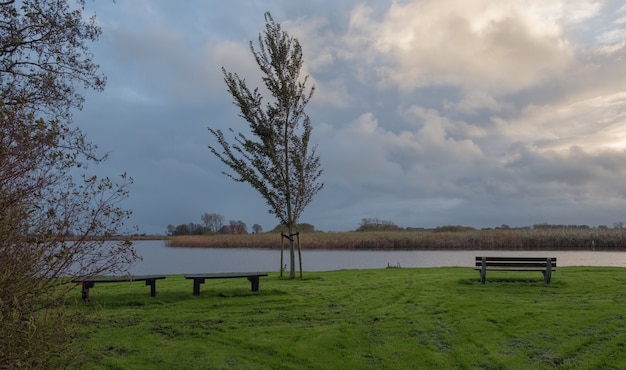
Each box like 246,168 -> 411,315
0,1 -> 138,367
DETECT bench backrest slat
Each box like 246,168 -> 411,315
474,257 -> 555,262
478,262 -> 554,267
475,257 -> 557,267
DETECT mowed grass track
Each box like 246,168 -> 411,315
69,267 -> 626,369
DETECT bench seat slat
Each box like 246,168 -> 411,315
476,262 -> 556,270
184,272 -> 268,279
75,275 -> 166,283
475,256 -> 554,262
473,267 -> 553,272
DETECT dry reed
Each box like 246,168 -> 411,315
166,228 -> 626,250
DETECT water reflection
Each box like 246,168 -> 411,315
128,240 -> 626,275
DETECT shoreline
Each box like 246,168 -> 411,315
163,229 -> 626,251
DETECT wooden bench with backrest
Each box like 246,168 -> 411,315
73,275 -> 166,301
474,257 -> 556,284
184,272 -> 268,296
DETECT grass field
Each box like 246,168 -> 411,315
68,267 -> 626,369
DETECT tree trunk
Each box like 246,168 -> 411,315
297,232 -> 303,279
288,225 -> 296,279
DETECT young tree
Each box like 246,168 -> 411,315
209,12 -> 323,279
0,1 -> 137,366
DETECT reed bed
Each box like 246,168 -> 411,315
167,228 -> 626,250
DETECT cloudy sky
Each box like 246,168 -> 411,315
75,0 -> 626,234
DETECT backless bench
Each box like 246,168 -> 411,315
184,272 -> 268,296
73,275 -> 166,301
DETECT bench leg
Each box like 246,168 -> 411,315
480,257 -> 487,285
544,258 -> 553,284
248,277 -> 260,292
192,278 -> 205,296
146,279 -> 157,297
81,281 -> 94,301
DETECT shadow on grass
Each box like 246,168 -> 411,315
457,277 -> 566,287
70,287 -> 288,307
277,275 -> 325,281
195,288 -> 287,299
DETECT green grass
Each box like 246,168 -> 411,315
68,267 -> 626,369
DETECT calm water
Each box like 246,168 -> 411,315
127,240 -> 626,275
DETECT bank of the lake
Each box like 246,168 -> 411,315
70,267 -> 626,369
166,229 -> 626,250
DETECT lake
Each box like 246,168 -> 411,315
127,240 -> 626,275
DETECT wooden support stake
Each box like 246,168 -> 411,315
280,231 -> 284,278
297,232 -> 302,279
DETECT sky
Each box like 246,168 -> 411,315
74,0 -> 626,234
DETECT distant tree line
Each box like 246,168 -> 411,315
356,218 -> 401,232
433,225 -> 476,232
531,223 -> 591,230
166,217 -> 323,236
356,221 -> 475,233
166,223 -> 209,236
167,212 -> 266,236
612,221 -> 626,229
355,219 -> 626,232
168,216 -> 626,236
269,223 -> 316,233
201,212 -> 225,233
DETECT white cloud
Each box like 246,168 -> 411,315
597,28 -> 626,44
402,105 -> 488,141
596,40 -> 626,54
205,40 -> 259,87
502,91 -> 626,153
319,110 -> 485,201
283,15 -> 337,71
341,0 -> 578,92
445,90 -> 503,114
310,78 -> 353,108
